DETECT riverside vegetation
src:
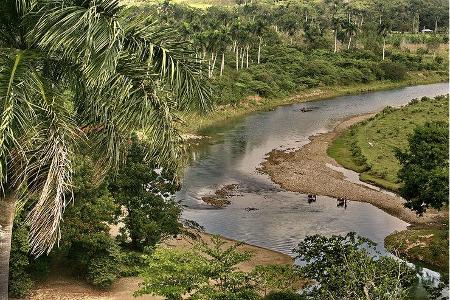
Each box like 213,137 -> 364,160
1,0 -> 449,299
328,95 -> 449,278
125,0 -> 449,133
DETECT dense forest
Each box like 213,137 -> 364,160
126,0 -> 448,105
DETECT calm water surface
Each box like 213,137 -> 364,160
177,83 -> 448,256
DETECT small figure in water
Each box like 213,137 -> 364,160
307,194 -> 317,203
337,197 -> 348,209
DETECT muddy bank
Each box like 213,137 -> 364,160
260,114 -> 446,226
25,232 -> 292,300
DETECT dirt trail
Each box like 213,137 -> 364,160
24,232 -> 292,300
261,114 -> 447,226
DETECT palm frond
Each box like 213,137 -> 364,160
31,0 -> 123,87
0,50 -> 39,191
122,19 -> 212,112
25,76 -> 79,256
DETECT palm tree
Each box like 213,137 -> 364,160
0,0 -> 211,297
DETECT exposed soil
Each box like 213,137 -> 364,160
24,232 -> 293,300
260,114 -> 447,226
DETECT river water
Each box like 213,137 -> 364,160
177,83 -> 448,258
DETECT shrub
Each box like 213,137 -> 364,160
8,220 -> 33,298
379,61 -> 407,81
86,251 -> 122,288
56,154 -> 123,288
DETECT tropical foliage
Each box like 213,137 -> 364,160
9,139 -> 183,296
126,0 -> 448,106
294,232 -> 417,299
109,135 -> 181,252
0,0 -> 209,296
137,233 -> 429,299
136,235 -> 301,300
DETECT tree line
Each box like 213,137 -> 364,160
126,0 -> 449,77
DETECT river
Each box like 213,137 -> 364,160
177,83 -> 448,258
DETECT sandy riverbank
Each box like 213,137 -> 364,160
260,114 -> 447,226
24,232 -> 292,300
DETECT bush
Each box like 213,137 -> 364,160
379,61 -> 407,81
86,251 -> 122,288
9,220 -> 33,298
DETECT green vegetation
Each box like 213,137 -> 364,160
0,0 -> 210,297
136,235 -> 302,299
329,96 -> 449,281
396,121 -> 449,214
137,233 -> 426,299
2,0 -> 449,299
295,233 -> 418,300
8,139 -> 182,297
328,95 -> 449,192
385,228 -> 449,277
109,135 -> 181,252
123,0 -> 449,134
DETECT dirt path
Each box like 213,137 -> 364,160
260,114 -> 447,226
24,232 -> 292,300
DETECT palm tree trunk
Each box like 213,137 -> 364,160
0,192 -> 18,299
334,30 -> 338,53
257,37 -> 261,64
246,46 -> 249,68
211,52 -> 217,77
220,52 -> 225,76
208,53 -> 211,78
235,47 -> 239,71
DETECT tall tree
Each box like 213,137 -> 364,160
0,0 -> 210,297
396,121 -> 449,215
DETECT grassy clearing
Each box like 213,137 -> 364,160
385,228 -> 449,277
328,89 -> 448,192
180,70 -> 448,135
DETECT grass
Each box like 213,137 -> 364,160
328,90 -> 449,192
385,228 -> 449,278
180,70 -> 448,135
